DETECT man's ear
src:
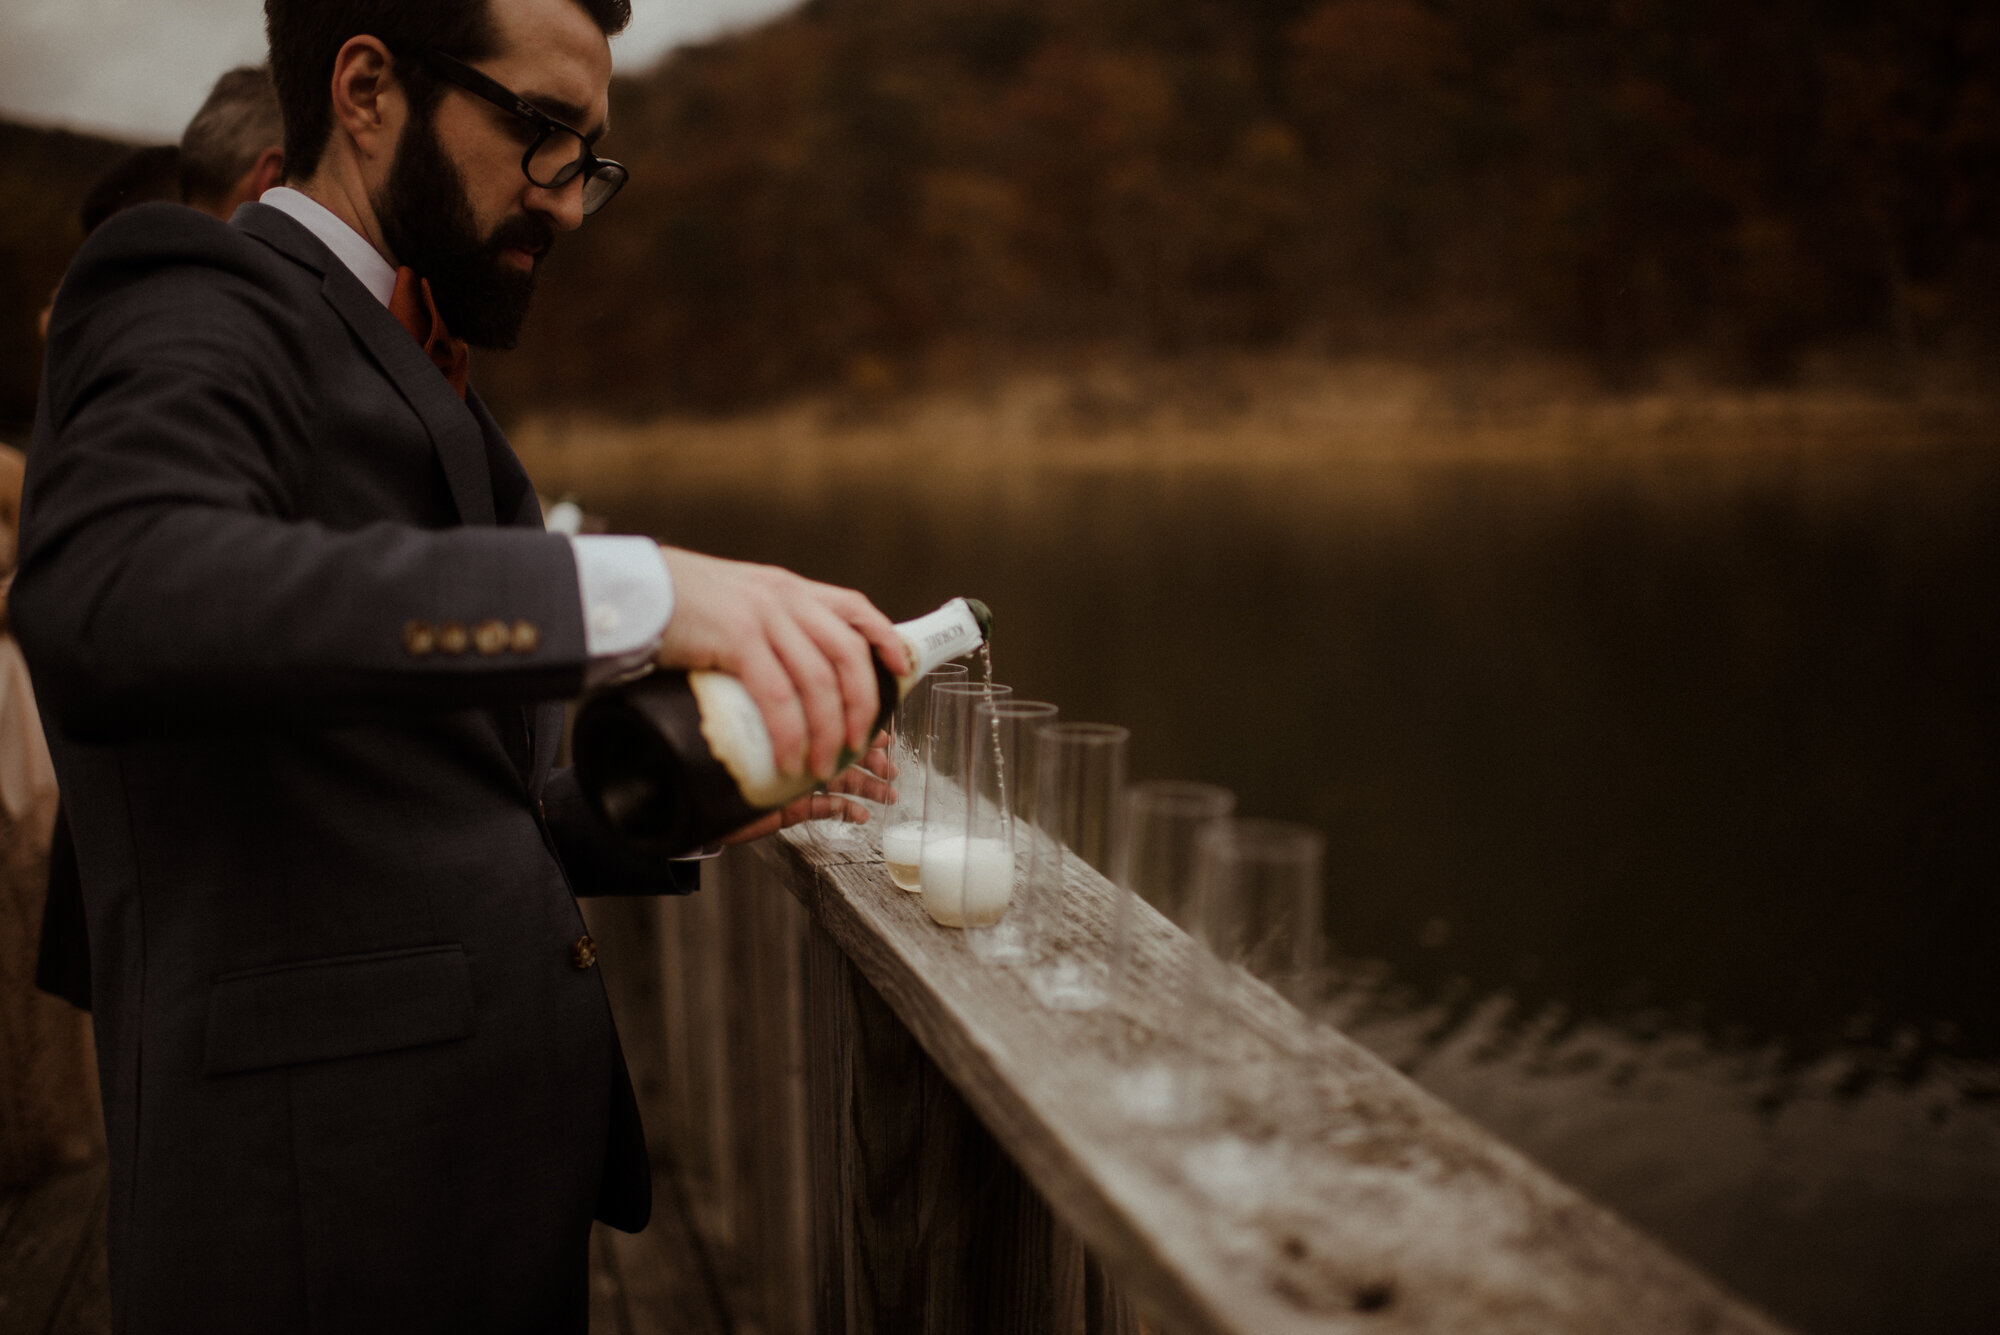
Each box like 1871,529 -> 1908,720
248,147 -> 285,197
328,35 -> 405,167
221,148 -> 287,217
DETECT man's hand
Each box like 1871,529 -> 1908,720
655,548 -> 910,781
717,733 -> 894,845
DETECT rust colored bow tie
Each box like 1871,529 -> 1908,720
389,266 -> 470,399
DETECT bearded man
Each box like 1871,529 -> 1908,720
14,1 -> 906,1330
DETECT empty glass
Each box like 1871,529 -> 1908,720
877,661 -> 969,890
916,680 -> 1011,922
956,700 -> 1061,957
1021,723 -> 1129,1010
1196,818 -> 1327,1012
1110,781 -> 1237,1008
1107,781 -> 1235,1125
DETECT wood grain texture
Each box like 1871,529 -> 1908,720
601,1203 -> 733,1335
720,855 -> 813,1335
804,916 -> 1074,1335
747,827 -> 1795,1335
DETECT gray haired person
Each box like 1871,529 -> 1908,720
178,65 -> 285,220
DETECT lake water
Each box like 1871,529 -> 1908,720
595,424 -> 1999,1335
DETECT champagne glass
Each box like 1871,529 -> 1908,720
958,700 -> 1061,957
1107,781 -> 1235,1125
1190,818 -> 1326,1109
1021,723 -> 1129,1011
917,680 -> 1011,922
1197,818 -> 1327,1012
878,662 -> 968,888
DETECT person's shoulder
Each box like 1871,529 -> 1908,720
50,203 -> 314,361
74,200 -> 277,279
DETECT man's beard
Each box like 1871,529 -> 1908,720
375,108 -> 554,350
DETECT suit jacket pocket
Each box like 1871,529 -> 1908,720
204,945 -> 473,1076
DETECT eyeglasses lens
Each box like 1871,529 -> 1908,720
528,131 -> 585,188
580,166 -> 625,215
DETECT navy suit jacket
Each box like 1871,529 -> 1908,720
16,201 -> 686,1334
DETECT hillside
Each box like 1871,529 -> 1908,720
484,0 -> 2000,414
4,0 -> 1994,430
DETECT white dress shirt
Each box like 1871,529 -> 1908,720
258,187 -> 672,683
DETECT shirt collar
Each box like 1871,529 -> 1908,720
258,186 -> 398,308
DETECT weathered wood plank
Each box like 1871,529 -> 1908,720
750,828 -> 1791,1335
589,881 -> 786,1335
717,856 -> 812,1335
630,860 -> 811,1335
804,915 -> 1071,1335
600,1181 -> 732,1335
0,1158 -> 107,1335
1051,1222 -> 1149,1335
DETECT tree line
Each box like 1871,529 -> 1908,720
5,0 -> 1994,427
492,0 -> 1997,413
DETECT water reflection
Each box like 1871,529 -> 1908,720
1323,975 -> 2000,1335
574,420 -> 1999,1335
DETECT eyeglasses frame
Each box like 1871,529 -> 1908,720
412,48 -> 628,215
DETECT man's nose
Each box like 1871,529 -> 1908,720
525,176 -> 587,232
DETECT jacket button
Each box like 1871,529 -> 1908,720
402,620 -> 436,656
510,619 -> 541,654
570,936 -> 597,970
474,619 -> 509,656
437,621 -> 470,655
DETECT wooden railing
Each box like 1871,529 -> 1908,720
587,823 -> 1793,1335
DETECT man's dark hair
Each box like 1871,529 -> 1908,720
180,66 -> 284,208
264,0 -> 631,182
80,146 -> 183,235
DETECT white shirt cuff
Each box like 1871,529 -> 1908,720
570,536 -> 673,688
672,844 -> 726,862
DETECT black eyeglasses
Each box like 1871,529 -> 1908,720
415,49 -> 627,215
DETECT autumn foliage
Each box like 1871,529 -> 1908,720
476,0 -> 1999,413
4,0 -> 1996,426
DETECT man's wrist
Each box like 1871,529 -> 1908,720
570,535 -> 674,689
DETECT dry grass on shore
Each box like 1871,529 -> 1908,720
507,354 -> 1999,505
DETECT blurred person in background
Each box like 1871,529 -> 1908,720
35,145 -> 181,343
15,0 -> 905,1329
178,65 -> 286,221
2,140 -> 186,1193
0,438 -> 89,1191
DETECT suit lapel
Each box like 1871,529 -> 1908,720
237,205 -> 563,794
234,204 -> 497,527
470,392 -> 538,532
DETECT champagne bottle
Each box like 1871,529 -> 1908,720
574,597 -> 993,856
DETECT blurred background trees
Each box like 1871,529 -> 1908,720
3,0 -> 1995,427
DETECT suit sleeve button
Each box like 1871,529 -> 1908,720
474,619 -> 509,656
570,936 -> 597,970
510,619 -> 541,654
437,621 -> 469,655
403,621 -> 436,657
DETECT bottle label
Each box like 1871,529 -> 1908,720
690,670 -> 801,809
896,598 -> 986,685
